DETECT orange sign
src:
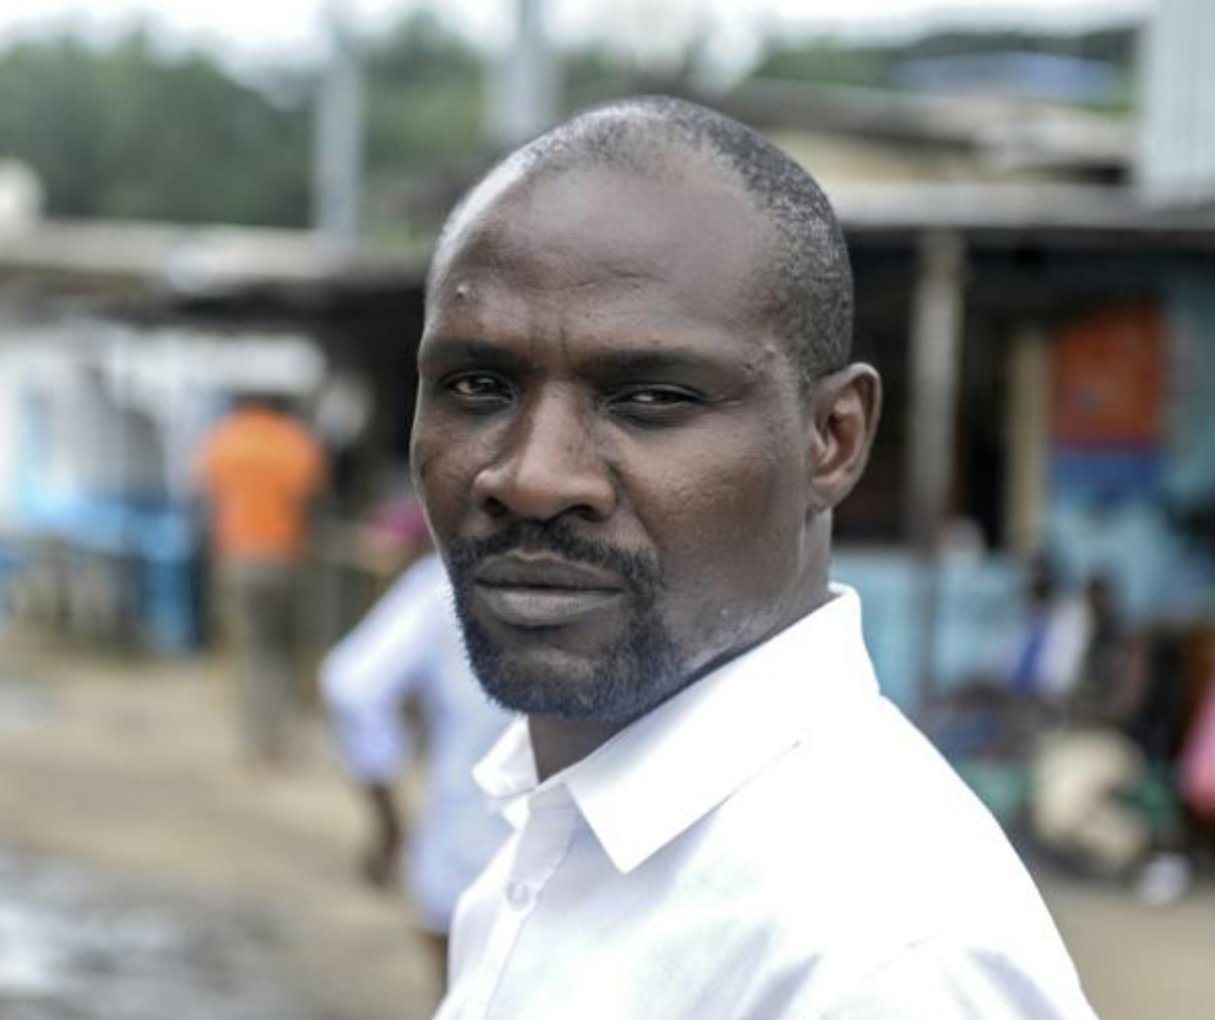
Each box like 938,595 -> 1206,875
1052,305 -> 1164,448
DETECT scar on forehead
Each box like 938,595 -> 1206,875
454,282 -> 473,301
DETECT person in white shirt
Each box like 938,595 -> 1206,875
1004,557 -> 1095,703
320,553 -> 511,978
408,95 -> 1099,1019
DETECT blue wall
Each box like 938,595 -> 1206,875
833,550 -> 1023,710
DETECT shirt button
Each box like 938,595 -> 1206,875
505,879 -> 533,910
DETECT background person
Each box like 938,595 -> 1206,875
320,552 -> 511,982
194,392 -> 327,764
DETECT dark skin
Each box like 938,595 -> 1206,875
413,155 -> 880,781
358,782 -> 403,889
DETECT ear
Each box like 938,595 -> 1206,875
806,364 -> 882,515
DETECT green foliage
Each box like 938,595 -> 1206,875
0,32 -> 311,225
747,25 -> 1137,98
0,12 -> 494,230
364,10 -> 485,174
892,27 -> 1136,68
750,39 -> 887,89
562,44 -> 645,114
0,14 -> 1141,229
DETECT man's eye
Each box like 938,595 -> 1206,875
447,374 -> 511,401
611,387 -> 702,421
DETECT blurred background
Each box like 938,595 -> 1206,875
1,0 -> 1213,1017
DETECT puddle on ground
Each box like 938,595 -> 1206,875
0,849 -> 311,1020
0,678 -> 56,731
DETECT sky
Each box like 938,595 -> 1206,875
0,0 -> 1157,75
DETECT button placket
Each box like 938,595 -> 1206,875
504,795 -> 577,911
462,792 -> 580,1018
505,878 -> 533,909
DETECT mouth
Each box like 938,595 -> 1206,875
472,554 -> 626,629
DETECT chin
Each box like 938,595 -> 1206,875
461,619 -> 687,723
476,649 -> 609,718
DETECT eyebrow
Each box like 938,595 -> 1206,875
417,338 -> 532,375
419,335 -> 740,379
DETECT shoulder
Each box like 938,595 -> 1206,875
198,414 -> 239,452
797,935 -> 1097,1020
690,698 -> 1056,949
672,711 -> 1093,1016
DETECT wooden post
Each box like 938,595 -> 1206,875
1004,325 -> 1051,553
906,230 -> 965,715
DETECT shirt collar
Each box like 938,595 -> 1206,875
474,585 -> 878,872
472,717 -> 537,831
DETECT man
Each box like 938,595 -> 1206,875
411,97 -> 1097,1019
320,551 -> 511,982
195,392 -> 326,764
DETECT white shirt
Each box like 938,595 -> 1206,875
320,554 -> 512,931
437,587 -> 1098,1019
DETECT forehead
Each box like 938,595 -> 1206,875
427,160 -> 771,342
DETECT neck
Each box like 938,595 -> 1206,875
526,535 -> 835,783
528,715 -> 630,782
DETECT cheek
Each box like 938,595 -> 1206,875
634,430 -> 807,605
411,422 -> 479,540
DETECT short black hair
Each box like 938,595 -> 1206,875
434,96 -> 853,387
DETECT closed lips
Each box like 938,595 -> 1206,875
474,555 -> 624,592
473,556 -> 625,628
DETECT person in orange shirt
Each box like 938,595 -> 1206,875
195,393 -> 328,765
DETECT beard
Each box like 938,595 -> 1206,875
445,519 -> 686,722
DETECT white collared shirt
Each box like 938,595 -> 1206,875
436,587 -> 1098,1020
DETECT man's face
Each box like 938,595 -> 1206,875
412,161 -> 822,722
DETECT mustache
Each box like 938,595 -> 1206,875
447,519 -> 660,591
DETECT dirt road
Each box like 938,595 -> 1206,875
0,638 -> 441,1020
2,636 -> 1214,1020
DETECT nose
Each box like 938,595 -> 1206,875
471,391 -> 616,523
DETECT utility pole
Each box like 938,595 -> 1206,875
489,0 -> 558,151
313,0 -> 364,249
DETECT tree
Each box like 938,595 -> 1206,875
0,31 -> 310,225
364,9 -> 484,170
